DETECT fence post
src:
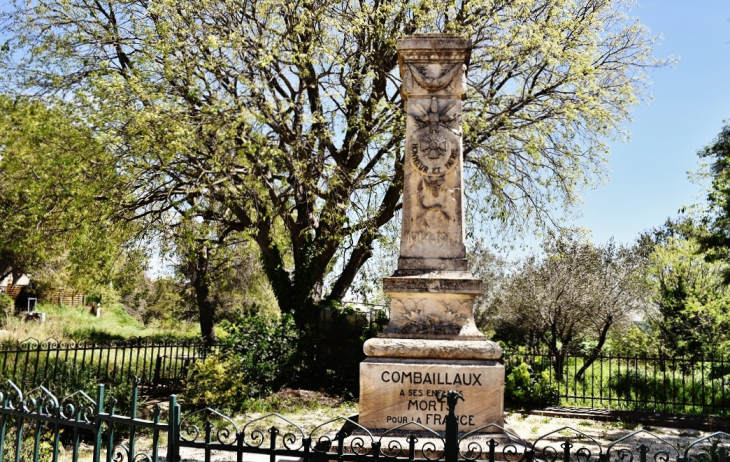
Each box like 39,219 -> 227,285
153,356 -> 162,386
129,379 -> 139,460
92,384 -> 105,462
438,390 -> 464,462
167,394 -> 180,462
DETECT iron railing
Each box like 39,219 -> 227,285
504,350 -> 730,415
1,380 -> 730,462
0,337 -> 217,393
5,339 -> 730,416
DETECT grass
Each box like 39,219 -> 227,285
0,302 -> 200,344
0,302 -> 204,405
516,353 -> 730,416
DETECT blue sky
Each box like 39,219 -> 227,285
571,0 -> 730,245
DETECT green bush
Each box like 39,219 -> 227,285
361,309 -> 388,341
0,293 -> 13,311
221,314 -> 300,396
1,423 -> 55,461
182,314 -> 300,412
184,355 -> 248,412
1,357 -> 136,411
505,359 -> 559,410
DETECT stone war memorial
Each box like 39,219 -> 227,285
359,34 -> 504,433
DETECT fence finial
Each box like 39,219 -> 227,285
436,390 -> 464,462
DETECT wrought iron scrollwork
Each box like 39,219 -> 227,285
240,412 -> 305,450
0,380 -> 24,409
20,337 -> 40,350
61,389 -> 97,422
576,446 -> 593,462
618,448 -> 634,462
683,432 -> 730,462
605,429 -> 679,462
309,416 -> 374,455
532,426 -> 604,462
378,420 -> 445,460
459,423 -> 527,462
24,385 -> 59,415
111,443 -> 155,462
179,407 -> 239,444
40,337 -> 60,349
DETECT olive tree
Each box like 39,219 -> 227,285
492,235 -> 649,381
0,0 -> 668,328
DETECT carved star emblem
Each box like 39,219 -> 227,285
420,131 -> 448,160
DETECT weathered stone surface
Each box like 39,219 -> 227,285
358,34 -> 504,435
398,34 -> 471,99
359,358 -> 504,432
384,273 -> 482,294
383,293 -> 482,337
364,338 -> 502,360
396,34 -> 471,273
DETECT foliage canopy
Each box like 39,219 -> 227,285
0,95 -> 138,295
492,234 -> 649,379
697,123 -> 730,281
641,220 -> 730,357
0,0 -> 668,320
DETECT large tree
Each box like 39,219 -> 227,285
0,95 -> 136,295
641,220 -> 730,358
0,0 -> 667,327
173,219 -> 274,344
696,123 -> 730,279
492,234 -> 648,381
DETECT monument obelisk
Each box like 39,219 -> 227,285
359,34 -> 504,432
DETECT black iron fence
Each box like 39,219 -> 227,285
2,380 -> 730,462
0,337 -> 217,393
4,339 -> 730,416
504,350 -> 730,415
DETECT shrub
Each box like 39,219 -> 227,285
1,423 -> 55,461
0,293 -> 13,312
184,313 -> 303,411
505,359 -> 559,410
219,313 -> 300,397
184,355 -> 248,412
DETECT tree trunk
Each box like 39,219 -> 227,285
192,247 -> 217,346
552,352 -> 565,383
574,318 -> 613,381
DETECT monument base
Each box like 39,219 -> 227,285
358,357 -> 504,432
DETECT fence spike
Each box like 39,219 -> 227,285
93,384 -> 105,462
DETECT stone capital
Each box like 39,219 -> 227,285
398,34 -> 472,99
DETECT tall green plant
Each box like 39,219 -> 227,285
219,314 -> 301,397
641,220 -> 730,358
0,96 -> 142,296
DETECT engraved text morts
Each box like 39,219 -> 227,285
358,34 -> 505,432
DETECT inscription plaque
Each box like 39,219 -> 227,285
359,358 -> 504,432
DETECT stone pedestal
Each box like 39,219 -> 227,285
359,270 -> 505,431
359,358 -> 504,432
357,34 -> 504,433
